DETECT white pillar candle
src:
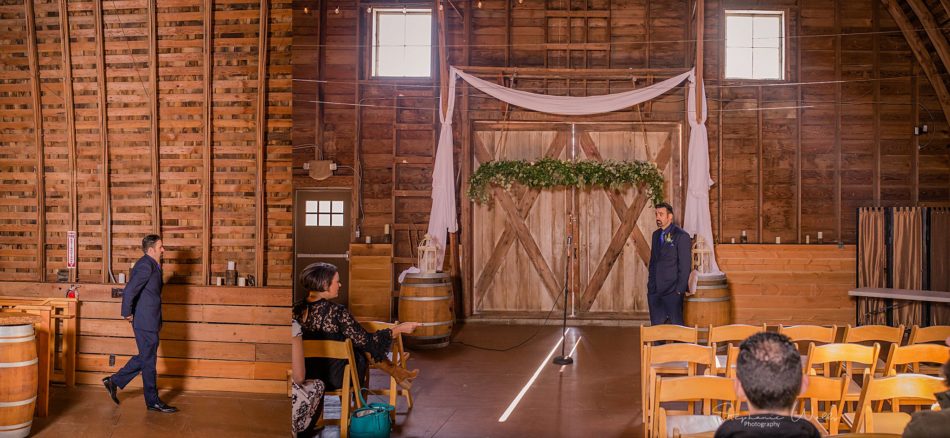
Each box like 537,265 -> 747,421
775,236 -> 781,244
806,235 -> 810,244
365,236 -> 371,244
227,261 -> 235,270
731,238 -> 736,244
741,230 -> 747,237
237,277 -> 246,287
216,277 -> 224,286
817,232 -> 823,239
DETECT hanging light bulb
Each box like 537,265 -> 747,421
477,0 -> 482,8
334,5 -> 340,14
438,2 -> 443,10
303,6 -> 310,15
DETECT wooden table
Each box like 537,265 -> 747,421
849,287 -> 950,326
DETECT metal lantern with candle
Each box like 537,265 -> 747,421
691,235 -> 712,274
417,234 -> 440,273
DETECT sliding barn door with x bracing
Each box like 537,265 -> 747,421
470,122 -> 681,317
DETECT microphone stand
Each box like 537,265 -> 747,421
553,233 -> 573,366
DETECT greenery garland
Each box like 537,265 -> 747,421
467,158 -> 665,205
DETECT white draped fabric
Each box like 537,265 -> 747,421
427,66 -> 721,274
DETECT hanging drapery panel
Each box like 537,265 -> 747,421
931,208 -> 950,324
893,207 -> 924,326
429,67 -> 720,274
858,208 -> 887,325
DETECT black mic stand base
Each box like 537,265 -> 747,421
552,356 -> 573,365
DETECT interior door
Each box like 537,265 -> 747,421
294,189 -> 352,305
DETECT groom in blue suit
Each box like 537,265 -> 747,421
102,234 -> 178,413
647,202 -> 692,325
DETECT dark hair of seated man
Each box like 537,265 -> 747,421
714,332 -> 821,438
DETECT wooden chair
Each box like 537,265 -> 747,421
653,375 -> 737,438
642,343 -> 715,438
640,325 -> 699,375
843,324 -> 904,376
303,339 -> 363,438
882,343 -> 950,376
907,325 -> 950,345
797,373 -> 848,435
781,324 -> 839,370
707,323 -> 766,375
844,374 -> 947,434
360,321 -> 413,415
805,342 -> 881,409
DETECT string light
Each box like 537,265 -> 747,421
334,5 -> 339,14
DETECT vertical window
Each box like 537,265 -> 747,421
305,201 -> 345,227
371,8 -> 432,77
725,11 -> 785,80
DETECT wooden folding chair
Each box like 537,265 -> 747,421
781,324 -> 839,370
797,373 -> 848,435
708,323 -> 766,375
805,342 -> 880,410
653,375 -> 737,438
303,339 -> 363,438
360,321 -> 413,416
881,343 -> 950,376
642,343 -> 715,438
844,374 -> 947,434
843,324 -> 904,376
907,325 -> 950,345
641,325 -> 699,375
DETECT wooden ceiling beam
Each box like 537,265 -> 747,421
880,0 -> 950,128
906,0 -> 950,83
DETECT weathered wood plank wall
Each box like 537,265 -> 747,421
0,0 -> 293,286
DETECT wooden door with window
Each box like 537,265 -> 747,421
294,190 -> 352,305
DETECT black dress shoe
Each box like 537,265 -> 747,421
102,377 -> 119,405
146,401 -> 179,413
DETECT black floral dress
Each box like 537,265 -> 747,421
293,299 -> 393,391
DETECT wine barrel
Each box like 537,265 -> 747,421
684,273 -> 731,329
0,319 -> 38,438
398,273 -> 454,349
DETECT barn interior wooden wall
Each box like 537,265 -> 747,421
292,0 -> 950,282
0,0 -> 293,286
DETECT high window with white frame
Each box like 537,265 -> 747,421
725,10 -> 785,80
371,8 -> 432,78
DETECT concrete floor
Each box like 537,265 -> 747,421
31,324 -> 644,437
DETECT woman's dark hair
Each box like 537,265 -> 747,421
736,332 -> 802,410
293,262 -> 338,321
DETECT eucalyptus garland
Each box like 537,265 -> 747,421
467,158 -> 665,205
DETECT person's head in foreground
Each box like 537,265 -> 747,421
715,332 -> 820,438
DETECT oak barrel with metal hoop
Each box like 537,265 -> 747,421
0,316 -> 39,438
398,273 -> 454,349
684,273 -> 731,328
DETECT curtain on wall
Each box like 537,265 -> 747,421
428,67 -> 720,274
892,207 -> 923,327
930,208 -> 950,324
858,208 -> 887,325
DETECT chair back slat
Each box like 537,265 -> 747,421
780,324 -> 838,344
844,324 -> 904,344
908,325 -> 950,345
882,344 -> 950,375
708,324 -> 767,345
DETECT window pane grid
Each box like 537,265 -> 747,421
372,9 -> 432,77
725,11 -> 784,80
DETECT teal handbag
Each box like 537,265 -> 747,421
349,388 -> 394,438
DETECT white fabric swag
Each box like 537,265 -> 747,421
427,66 -> 721,274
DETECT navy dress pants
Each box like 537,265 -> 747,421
111,329 -> 160,405
648,292 -> 684,325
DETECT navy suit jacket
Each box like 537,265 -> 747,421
647,224 -> 692,296
121,255 -> 164,332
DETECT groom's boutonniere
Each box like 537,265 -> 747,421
664,232 -> 674,244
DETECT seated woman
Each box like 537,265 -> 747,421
290,262 -> 420,436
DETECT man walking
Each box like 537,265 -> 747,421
102,234 -> 178,413
647,202 -> 692,325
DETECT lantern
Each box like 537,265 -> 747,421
691,235 -> 711,274
417,234 -> 440,273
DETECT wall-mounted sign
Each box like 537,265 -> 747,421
67,231 -> 77,269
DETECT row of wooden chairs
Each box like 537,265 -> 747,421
640,324 -> 950,438
652,372 -> 946,437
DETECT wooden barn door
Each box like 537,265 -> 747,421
471,122 -> 680,317
575,124 -> 680,315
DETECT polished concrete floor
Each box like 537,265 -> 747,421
32,324 -> 644,437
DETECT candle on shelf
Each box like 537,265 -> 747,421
775,236 -> 781,244
216,277 -> 224,286
237,277 -> 246,287
740,230 -> 748,244
731,237 -> 736,244
365,236 -> 371,244
806,235 -> 810,244
227,261 -> 235,270
817,232 -> 824,244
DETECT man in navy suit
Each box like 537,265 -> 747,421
102,234 -> 178,413
647,202 -> 692,325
